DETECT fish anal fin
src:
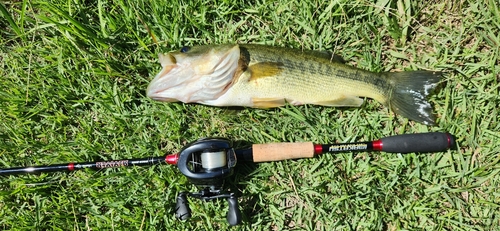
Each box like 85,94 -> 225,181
248,62 -> 284,81
252,97 -> 286,108
314,96 -> 364,107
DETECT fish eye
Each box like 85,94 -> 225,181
180,46 -> 190,53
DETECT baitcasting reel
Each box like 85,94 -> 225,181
165,138 -> 241,225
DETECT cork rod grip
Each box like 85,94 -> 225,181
251,142 -> 315,162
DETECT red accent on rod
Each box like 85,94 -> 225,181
165,153 -> 179,165
446,134 -> 452,147
68,163 -> 75,171
372,140 -> 383,151
314,144 -> 323,155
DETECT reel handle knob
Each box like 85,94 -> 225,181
226,193 -> 242,226
175,192 -> 191,220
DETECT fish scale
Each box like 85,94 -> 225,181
220,49 -> 384,107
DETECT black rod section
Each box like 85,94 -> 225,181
0,156 -> 167,176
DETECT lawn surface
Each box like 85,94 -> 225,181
1,0 -> 499,230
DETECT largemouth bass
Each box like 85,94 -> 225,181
146,44 -> 442,125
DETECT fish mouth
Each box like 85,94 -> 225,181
146,53 -> 179,100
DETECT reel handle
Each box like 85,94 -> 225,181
175,191 -> 242,225
175,193 -> 191,220
226,193 -> 242,226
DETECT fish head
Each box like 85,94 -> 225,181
146,44 -> 241,103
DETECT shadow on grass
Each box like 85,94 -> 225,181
226,140 -> 264,225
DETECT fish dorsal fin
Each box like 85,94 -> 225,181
248,62 -> 284,81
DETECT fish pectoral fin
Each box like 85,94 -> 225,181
248,62 -> 284,81
251,97 -> 286,108
314,96 -> 364,107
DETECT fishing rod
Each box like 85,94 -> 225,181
0,132 -> 455,225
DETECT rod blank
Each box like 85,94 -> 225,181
0,157 -> 167,176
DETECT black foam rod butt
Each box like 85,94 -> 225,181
380,132 -> 455,153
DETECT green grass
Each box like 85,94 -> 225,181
1,0 -> 499,230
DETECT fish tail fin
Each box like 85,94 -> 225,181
386,71 -> 442,125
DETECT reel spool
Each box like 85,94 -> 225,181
173,138 -> 241,225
